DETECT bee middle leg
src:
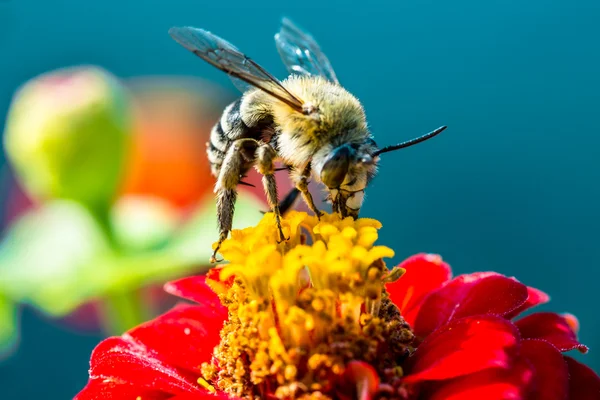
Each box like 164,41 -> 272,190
255,143 -> 288,242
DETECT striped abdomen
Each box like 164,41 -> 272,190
207,99 -> 249,177
207,97 -> 274,177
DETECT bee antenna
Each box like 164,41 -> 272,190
373,126 -> 447,156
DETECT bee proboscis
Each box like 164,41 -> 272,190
169,18 -> 447,262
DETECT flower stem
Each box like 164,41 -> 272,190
89,204 -> 150,335
99,289 -> 149,335
88,203 -> 119,252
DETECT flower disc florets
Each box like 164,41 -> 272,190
202,211 -> 413,399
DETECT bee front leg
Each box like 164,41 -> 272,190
255,143 -> 288,242
292,164 -> 323,220
211,138 -> 258,263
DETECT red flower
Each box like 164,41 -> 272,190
75,255 -> 600,400
75,276 -> 232,400
387,254 -> 599,399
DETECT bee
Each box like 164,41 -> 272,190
169,18 -> 447,262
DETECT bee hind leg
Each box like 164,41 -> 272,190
211,138 -> 258,263
255,143 -> 288,242
211,188 -> 237,263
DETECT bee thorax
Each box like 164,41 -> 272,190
277,130 -> 320,165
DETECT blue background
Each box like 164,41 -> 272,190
1,0 -> 598,398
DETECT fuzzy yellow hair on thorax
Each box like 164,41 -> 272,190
272,76 -> 368,143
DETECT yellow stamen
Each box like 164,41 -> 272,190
197,377 -> 216,393
203,211 -> 414,399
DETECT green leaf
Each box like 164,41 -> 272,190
86,194 -> 265,291
0,195 -> 264,317
110,196 -> 180,252
0,200 -> 111,314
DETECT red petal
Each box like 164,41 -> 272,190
413,273 -> 528,338
404,315 -> 520,383
427,357 -> 534,400
75,379 -> 171,400
504,286 -> 550,319
335,361 -> 379,400
207,265 -> 235,289
562,313 -> 580,334
170,393 -> 236,400
564,356 -> 600,400
164,275 -> 226,316
386,253 -> 452,326
75,379 -> 235,400
87,335 -> 204,395
515,312 -> 588,353
338,361 -> 380,400
127,304 -> 226,373
520,339 -> 569,400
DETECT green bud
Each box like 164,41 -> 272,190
3,66 -> 130,211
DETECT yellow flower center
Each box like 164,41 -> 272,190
202,211 -> 414,399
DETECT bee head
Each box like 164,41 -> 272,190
313,125 -> 448,219
314,140 -> 379,219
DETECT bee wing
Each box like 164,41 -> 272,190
228,75 -> 253,94
169,26 -> 305,112
275,18 -> 339,84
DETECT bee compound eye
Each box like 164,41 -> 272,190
321,146 -> 352,188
